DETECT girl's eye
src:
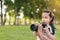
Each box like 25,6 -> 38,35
42,17 -> 47,19
45,17 -> 47,19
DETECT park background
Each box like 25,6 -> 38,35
0,0 -> 60,40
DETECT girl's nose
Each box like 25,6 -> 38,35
42,19 -> 45,22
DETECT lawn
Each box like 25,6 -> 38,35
0,25 -> 60,40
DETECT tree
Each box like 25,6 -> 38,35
0,0 -> 3,25
4,0 -> 48,25
4,0 -> 14,25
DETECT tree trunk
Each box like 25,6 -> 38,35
13,8 -> 17,25
29,18 -> 31,24
24,17 -> 27,25
1,0 -> 3,25
9,16 -> 11,25
3,13 -> 6,25
14,14 -> 16,25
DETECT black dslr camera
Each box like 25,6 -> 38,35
30,23 -> 47,32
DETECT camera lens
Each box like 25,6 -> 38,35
30,24 -> 38,31
30,23 -> 47,32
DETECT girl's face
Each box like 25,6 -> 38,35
42,13 -> 52,25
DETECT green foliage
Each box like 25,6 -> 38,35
4,0 -> 47,19
8,12 -> 14,16
4,0 -> 14,8
3,0 -> 60,20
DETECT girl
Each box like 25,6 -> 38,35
33,10 -> 56,40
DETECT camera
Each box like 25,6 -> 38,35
30,23 -> 47,32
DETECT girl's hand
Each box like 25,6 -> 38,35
43,27 -> 49,33
32,23 -> 42,36
37,23 -> 42,32
37,23 -> 43,36
33,23 -> 43,36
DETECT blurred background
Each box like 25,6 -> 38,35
0,0 -> 60,40
0,0 -> 60,25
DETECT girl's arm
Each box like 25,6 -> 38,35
33,23 -> 55,40
37,24 -> 51,40
33,29 -> 50,40
37,28 -> 51,40
37,23 -> 55,40
44,27 -> 55,40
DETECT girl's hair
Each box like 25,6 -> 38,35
42,10 -> 55,35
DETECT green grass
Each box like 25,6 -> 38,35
55,25 -> 60,40
0,25 -> 60,40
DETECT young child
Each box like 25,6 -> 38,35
33,10 -> 56,40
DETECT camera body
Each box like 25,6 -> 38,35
30,23 -> 47,32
